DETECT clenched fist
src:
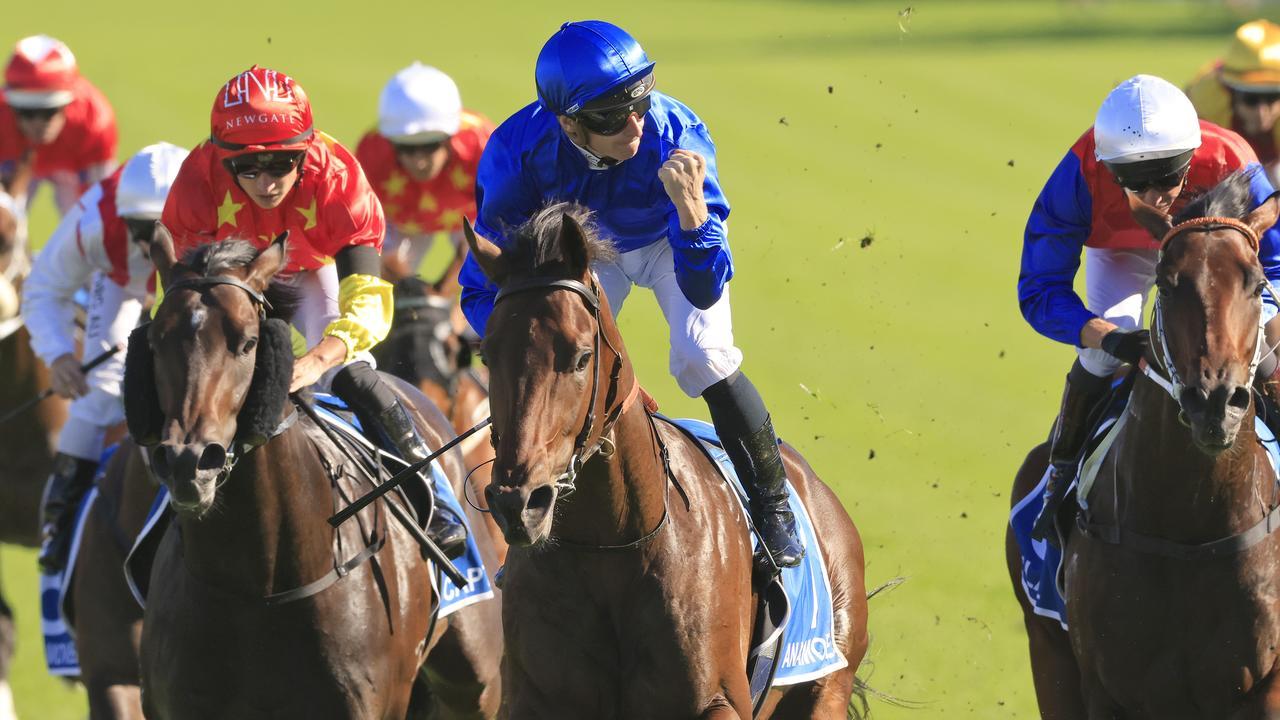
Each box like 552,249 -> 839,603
658,149 -> 709,231
50,353 -> 88,399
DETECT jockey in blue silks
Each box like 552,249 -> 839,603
458,20 -> 804,570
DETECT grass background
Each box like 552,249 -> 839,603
1,0 -> 1273,716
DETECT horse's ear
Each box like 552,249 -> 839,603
462,217 -> 507,284
151,223 -> 178,286
1126,192 -> 1174,243
557,213 -> 590,278
1246,195 -> 1280,240
246,232 -> 289,289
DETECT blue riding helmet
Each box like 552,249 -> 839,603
535,20 -> 657,116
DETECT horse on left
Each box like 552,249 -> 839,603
126,228 -> 502,719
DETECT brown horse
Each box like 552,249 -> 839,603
131,231 -> 502,719
464,204 -> 868,719
1008,171 -> 1280,718
373,253 -> 505,566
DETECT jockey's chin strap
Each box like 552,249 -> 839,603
492,275 -> 638,496
1148,216 -> 1275,411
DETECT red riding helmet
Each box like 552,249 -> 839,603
209,65 -> 314,157
4,35 -> 79,109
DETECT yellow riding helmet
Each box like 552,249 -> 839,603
1221,19 -> 1280,92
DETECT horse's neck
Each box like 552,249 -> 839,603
551,401 -> 668,547
1111,375 -> 1271,540
177,424 -> 335,597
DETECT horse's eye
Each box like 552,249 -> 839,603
242,338 -> 258,355
1255,281 -> 1268,298
575,349 -> 593,373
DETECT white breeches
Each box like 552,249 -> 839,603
59,273 -> 143,460
1076,248 -> 1158,378
593,240 -> 742,397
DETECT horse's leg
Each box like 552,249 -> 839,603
420,599 -> 503,719
1008,443 -> 1088,720
760,667 -> 859,720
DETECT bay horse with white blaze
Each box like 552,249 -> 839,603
130,230 -> 502,719
1008,170 -> 1280,718
465,204 -> 868,718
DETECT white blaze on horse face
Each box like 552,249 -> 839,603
189,307 -> 207,333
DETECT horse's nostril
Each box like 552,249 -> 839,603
1228,386 -> 1252,411
527,485 -> 555,513
197,444 -> 227,471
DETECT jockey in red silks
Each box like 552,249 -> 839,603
161,66 -> 466,557
0,35 -> 117,217
1019,74 -> 1280,543
22,142 -> 187,572
356,63 -> 493,279
1187,20 -> 1280,174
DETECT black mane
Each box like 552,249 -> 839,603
178,239 -> 302,321
502,202 -> 618,277
1175,168 -> 1260,225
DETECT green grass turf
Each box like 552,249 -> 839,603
1,0 -> 1273,716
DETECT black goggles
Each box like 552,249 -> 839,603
13,106 -> 61,121
393,139 -> 447,156
1112,166 -> 1189,193
1105,150 -> 1195,194
222,151 -> 304,179
124,218 -> 158,244
1237,90 -> 1280,107
575,95 -> 651,136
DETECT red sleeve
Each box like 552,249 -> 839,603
160,145 -> 218,256
318,140 -> 385,256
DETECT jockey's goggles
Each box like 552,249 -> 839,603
393,139 -> 447,156
124,218 -> 158,244
574,73 -> 655,136
13,106 -> 61,121
1105,150 -> 1194,193
222,151 -> 304,180
1236,90 -> 1280,106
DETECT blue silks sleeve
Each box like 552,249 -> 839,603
1246,164 -> 1280,321
1018,150 -> 1096,346
665,122 -> 733,310
461,132 -> 542,338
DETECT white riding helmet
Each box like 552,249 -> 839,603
378,62 -> 462,144
1094,74 -> 1202,163
116,142 -> 188,219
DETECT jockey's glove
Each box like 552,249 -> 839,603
1100,328 -> 1150,364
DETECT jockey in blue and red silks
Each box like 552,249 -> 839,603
459,20 -> 804,571
1019,74 -> 1280,542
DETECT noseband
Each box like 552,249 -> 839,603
1147,217 -> 1275,409
492,275 -> 627,494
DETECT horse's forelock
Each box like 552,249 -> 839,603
1175,168 -> 1259,225
176,238 -> 302,322
505,202 -> 618,277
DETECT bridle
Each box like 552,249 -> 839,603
1146,216 -> 1277,409
491,274 -> 632,495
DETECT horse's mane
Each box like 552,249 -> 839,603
178,239 -> 302,321
1175,168 -> 1259,225
504,202 -> 618,276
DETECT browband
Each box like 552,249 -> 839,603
495,277 -> 599,310
166,275 -> 271,310
1161,216 -> 1259,253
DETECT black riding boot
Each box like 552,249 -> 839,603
704,372 -> 804,575
332,362 -> 468,559
37,453 -> 99,574
1031,361 -> 1112,546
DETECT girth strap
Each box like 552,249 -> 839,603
263,531 -> 387,606
1078,503 -> 1280,559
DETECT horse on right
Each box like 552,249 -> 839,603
1008,171 -> 1280,718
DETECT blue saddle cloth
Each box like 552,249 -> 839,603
1010,412 -> 1280,628
664,417 -> 847,687
42,443 -> 118,677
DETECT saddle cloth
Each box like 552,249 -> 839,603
41,444 -> 118,676
1010,394 -> 1280,629
660,417 -> 847,695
